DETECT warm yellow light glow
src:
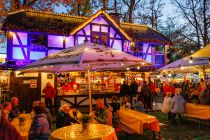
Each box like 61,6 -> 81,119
181,66 -> 184,70
137,66 -> 140,70
9,31 -> 14,36
157,75 -> 160,78
168,73 -> 172,77
127,67 -> 130,70
142,62 -> 145,65
137,77 -> 143,80
63,36 -> 66,41
121,63 -> 124,66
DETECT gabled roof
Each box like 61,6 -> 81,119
2,9 -> 172,45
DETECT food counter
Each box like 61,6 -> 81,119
41,71 -> 145,110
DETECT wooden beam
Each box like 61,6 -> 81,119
144,44 -> 151,60
111,32 -> 118,48
82,29 -> 88,40
15,32 -> 27,59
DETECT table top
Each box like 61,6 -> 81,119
185,103 -> 210,118
118,108 -> 158,124
11,114 -> 32,140
117,108 -> 160,134
49,123 -> 117,140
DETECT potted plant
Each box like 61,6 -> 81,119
80,114 -> 91,130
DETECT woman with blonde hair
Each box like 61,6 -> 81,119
56,104 -> 77,128
162,92 -> 173,120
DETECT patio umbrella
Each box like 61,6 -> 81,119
157,57 -> 210,86
19,42 -> 152,112
190,44 -> 210,58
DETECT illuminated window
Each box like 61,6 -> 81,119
48,35 -> 63,48
92,25 -> 100,32
66,36 -> 74,48
101,26 -> 108,33
13,32 -> 28,45
30,51 -> 46,60
12,47 -> 27,59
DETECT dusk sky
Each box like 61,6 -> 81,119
55,0 -> 176,23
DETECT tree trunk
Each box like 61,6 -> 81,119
203,0 -> 208,46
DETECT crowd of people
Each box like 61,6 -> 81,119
0,79 -> 210,139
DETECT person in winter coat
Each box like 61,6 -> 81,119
29,105 -> 50,140
0,106 -> 23,140
134,95 -> 144,112
141,82 -> 152,110
9,97 -> 20,120
171,92 -> 186,124
199,89 -> 210,105
2,102 -> 12,121
120,81 -> 130,96
161,92 -> 173,120
42,82 -> 56,111
56,104 -> 78,129
94,99 -> 113,126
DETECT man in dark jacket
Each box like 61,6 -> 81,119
130,79 -> 138,95
141,81 -> 151,110
130,79 -> 138,103
120,81 -> 130,96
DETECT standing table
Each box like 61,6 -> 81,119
49,123 -> 118,140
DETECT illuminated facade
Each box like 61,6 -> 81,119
1,10 -> 171,68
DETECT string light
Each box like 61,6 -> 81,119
137,66 -> 140,70
181,66 -> 184,70
127,67 -> 130,70
142,62 -> 145,65
121,63 -> 124,66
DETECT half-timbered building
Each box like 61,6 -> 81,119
2,9 -> 171,69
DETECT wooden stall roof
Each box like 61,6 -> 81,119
2,9 -> 172,45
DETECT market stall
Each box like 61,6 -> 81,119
19,42 -> 152,112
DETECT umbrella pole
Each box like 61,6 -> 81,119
201,65 -> 207,88
87,65 -> 92,113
